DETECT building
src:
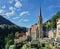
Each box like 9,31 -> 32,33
48,29 -> 56,39
14,32 -> 27,44
30,25 -> 39,40
56,18 -> 60,42
38,8 -> 43,38
26,28 -> 32,41
28,8 -> 43,40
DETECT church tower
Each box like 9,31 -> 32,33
38,7 -> 43,39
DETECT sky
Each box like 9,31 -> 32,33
0,0 -> 60,28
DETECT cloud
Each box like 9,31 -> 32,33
2,5 -> 6,9
19,19 -> 23,21
15,0 -> 22,8
13,17 -> 20,20
24,19 -> 29,22
5,11 -> 15,16
0,7 -> 15,17
20,11 -> 30,16
9,0 -> 13,4
19,18 -> 29,22
0,9 -> 5,14
9,6 -> 16,11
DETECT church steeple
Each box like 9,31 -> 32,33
39,7 -> 42,17
39,7 -> 42,20
38,7 -> 42,25
38,7 -> 43,39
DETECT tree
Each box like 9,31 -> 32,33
5,33 -> 14,49
13,44 -> 17,49
43,11 -> 60,30
45,42 -> 51,49
5,33 -> 14,44
22,44 -> 29,49
5,40 -> 14,49
38,43 -> 43,49
55,45 -> 60,49
15,32 -> 19,37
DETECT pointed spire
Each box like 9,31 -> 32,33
38,7 -> 43,39
39,7 -> 42,18
40,7 -> 42,17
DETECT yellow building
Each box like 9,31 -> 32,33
56,18 -> 60,42
48,29 -> 56,39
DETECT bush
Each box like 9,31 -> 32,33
45,42 -> 51,49
5,40 -> 14,49
22,44 -> 29,49
38,43 -> 43,49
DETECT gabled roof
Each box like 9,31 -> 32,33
18,32 -> 26,37
30,25 -> 38,31
15,32 -> 26,39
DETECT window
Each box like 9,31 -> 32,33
58,27 -> 60,30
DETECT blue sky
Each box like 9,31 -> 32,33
0,0 -> 60,28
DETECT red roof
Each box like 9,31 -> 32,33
31,25 -> 38,31
15,32 -> 26,39
15,37 -> 19,39
18,32 -> 26,37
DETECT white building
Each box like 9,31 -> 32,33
56,18 -> 60,42
48,29 -> 56,39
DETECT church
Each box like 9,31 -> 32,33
28,8 -> 44,40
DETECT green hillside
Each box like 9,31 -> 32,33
43,11 -> 60,29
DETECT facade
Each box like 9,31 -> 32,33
14,37 -> 20,44
48,29 -> 56,39
30,25 -> 39,40
56,18 -> 60,42
14,32 -> 27,44
27,28 -> 31,37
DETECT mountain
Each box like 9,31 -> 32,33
0,15 -> 14,25
0,15 -> 28,49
